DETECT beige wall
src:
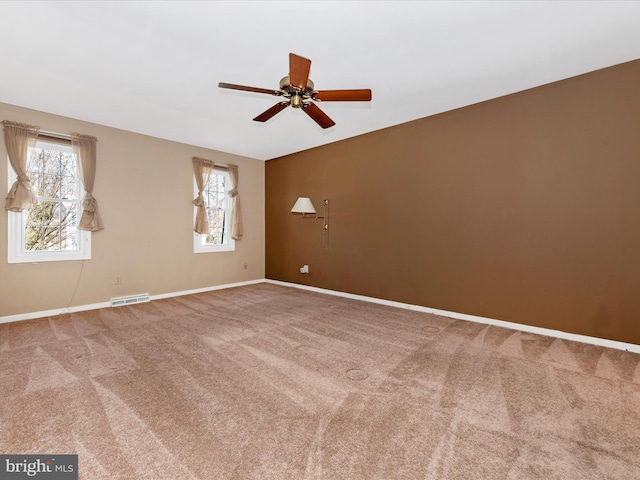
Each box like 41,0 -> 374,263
0,102 -> 265,317
266,59 -> 640,345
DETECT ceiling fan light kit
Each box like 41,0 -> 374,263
219,53 -> 372,129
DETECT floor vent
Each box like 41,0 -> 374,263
110,293 -> 150,307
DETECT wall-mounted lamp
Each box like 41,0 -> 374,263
291,197 -> 328,232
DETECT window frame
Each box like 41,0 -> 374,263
7,138 -> 91,264
193,168 -> 235,254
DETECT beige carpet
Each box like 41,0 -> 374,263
1,283 -> 639,479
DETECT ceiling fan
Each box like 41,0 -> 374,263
218,53 -> 372,129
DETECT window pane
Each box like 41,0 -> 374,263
25,203 -> 42,227
208,209 -> 224,228
49,203 -> 63,226
205,174 -> 228,243
58,226 -> 78,250
208,192 -> 220,210
29,169 -> 43,194
205,190 -> 215,208
25,225 -> 62,251
25,225 -> 43,251
27,148 -> 42,171
43,226 -> 62,251
60,174 -> 77,199
40,174 -> 60,199
60,152 -> 76,176
42,150 -> 61,175
25,201 -> 55,226
205,210 -> 226,245
61,202 -> 78,227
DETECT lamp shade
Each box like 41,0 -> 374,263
291,197 -> 316,214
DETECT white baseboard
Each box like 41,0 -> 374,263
0,301 -> 112,325
3,277 -> 638,354
266,280 -> 640,354
0,279 -> 265,325
150,279 -> 264,301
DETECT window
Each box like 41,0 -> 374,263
193,169 -> 235,253
7,139 -> 91,263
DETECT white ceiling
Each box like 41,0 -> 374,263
1,1 -> 639,161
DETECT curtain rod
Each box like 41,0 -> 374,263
39,130 -> 72,141
38,131 -> 97,145
193,156 -> 229,170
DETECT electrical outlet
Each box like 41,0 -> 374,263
115,276 -> 122,285
300,265 -> 309,274
243,262 -> 248,270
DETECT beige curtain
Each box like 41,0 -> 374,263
71,133 -> 104,231
192,157 -> 214,234
2,120 -> 39,212
227,164 -> 243,240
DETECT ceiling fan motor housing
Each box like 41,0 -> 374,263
280,75 -> 315,107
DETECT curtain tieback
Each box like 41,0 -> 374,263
193,193 -> 205,207
228,188 -> 238,198
6,177 -> 33,199
17,173 -> 31,183
82,193 -> 98,212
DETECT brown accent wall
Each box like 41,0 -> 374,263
266,59 -> 640,345
1,102 -> 265,318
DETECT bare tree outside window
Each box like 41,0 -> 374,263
203,173 -> 228,245
24,144 -> 80,252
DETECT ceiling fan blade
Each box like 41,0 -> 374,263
289,53 -> 312,89
253,102 -> 289,122
314,89 -> 372,101
218,82 -> 279,95
302,103 -> 335,129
